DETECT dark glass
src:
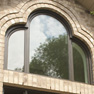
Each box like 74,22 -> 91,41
4,86 -> 58,94
8,30 -> 24,72
4,86 -> 24,94
29,15 -> 69,79
73,42 -> 88,83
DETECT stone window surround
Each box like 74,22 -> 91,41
4,9 -> 92,84
0,0 -> 94,94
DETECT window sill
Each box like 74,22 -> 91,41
3,70 -> 93,94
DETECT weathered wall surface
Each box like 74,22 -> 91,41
0,0 -> 94,94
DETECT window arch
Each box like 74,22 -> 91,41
4,9 -> 92,84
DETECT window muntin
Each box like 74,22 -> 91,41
29,15 -> 69,79
8,30 -> 24,72
73,42 -> 88,83
4,10 -> 91,84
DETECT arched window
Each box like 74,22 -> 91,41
4,10 -> 91,84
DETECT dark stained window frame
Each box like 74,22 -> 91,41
4,9 -> 92,84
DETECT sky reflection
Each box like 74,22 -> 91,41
30,15 -> 67,61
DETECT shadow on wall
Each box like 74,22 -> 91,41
0,0 -> 26,11
0,0 -> 76,11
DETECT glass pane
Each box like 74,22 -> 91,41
29,15 -> 69,79
73,42 -> 88,83
8,30 -> 24,72
4,86 -> 24,94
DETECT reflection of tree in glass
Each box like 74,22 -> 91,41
29,35 -> 69,79
73,47 -> 85,82
15,67 -> 23,72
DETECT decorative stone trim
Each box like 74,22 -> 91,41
3,70 -> 94,94
0,0 -> 94,94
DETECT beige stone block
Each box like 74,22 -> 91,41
0,51 -> 4,56
0,60 -> 4,65
80,84 -> 84,94
46,77 -> 50,89
37,76 -> 41,87
23,18 -> 27,23
72,82 -> 76,93
0,73 -> 3,78
32,74 -> 37,87
11,19 -> 15,24
84,84 -> 88,94
0,69 -> 3,73
8,71 -> 13,83
55,79 -> 60,91
8,9 -> 15,14
36,4 -> 43,8
3,70 -> 8,82
23,73 -> 28,86
68,81 -> 72,93
19,72 -> 24,85
92,86 -> 94,94
19,18 -> 24,22
0,91 -> 3,94
15,12 -> 23,18
20,9 -> 25,13
0,86 -> 3,92
14,18 -> 20,23
4,16 -> 9,21
76,83 -> 80,94
0,56 -> 4,60
28,74 -> 32,86
13,72 -> 19,84
0,43 -> 4,48
22,5 -> 28,12
10,8 -> 18,13
8,14 -> 16,19
1,29 -> 6,35
60,80 -> 64,92
27,8 -> 32,13
0,86 -> 3,94
25,11 -> 31,19
0,18 -> 6,27
17,3 -> 24,9
0,34 -> 4,39
29,5 -> 37,12
0,38 -> 4,43
0,82 -> 3,87
0,64 -> 3,69
88,85 -> 92,94
50,78 -> 55,90
0,77 -> 3,82
41,76 -> 47,89
63,80 -> 69,92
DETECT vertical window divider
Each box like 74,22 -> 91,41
68,36 -> 74,81
4,37 -> 9,69
24,25 -> 29,73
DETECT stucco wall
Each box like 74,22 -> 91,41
0,0 -> 94,94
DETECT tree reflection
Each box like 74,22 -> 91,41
29,35 -> 69,79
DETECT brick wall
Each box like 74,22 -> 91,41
0,0 -> 94,94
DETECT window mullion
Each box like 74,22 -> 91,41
68,36 -> 74,81
24,27 -> 29,73
4,38 -> 9,69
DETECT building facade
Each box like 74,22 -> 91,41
0,0 -> 94,94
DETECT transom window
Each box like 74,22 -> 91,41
4,10 -> 91,84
